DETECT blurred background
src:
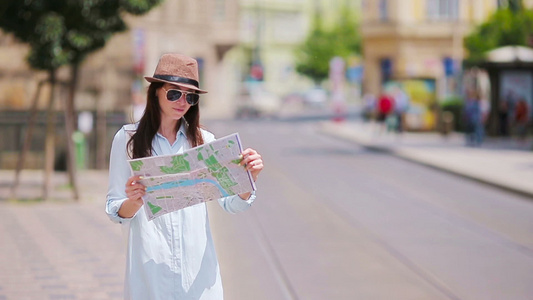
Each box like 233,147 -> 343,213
1,0 -> 533,299
1,0 -> 532,171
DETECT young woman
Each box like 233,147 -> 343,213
106,53 -> 263,300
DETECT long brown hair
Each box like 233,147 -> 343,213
127,82 -> 204,158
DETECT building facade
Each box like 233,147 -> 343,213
0,0 -> 240,114
360,0 -> 533,130
78,0 -> 242,119
0,0 -> 241,169
233,0 -> 362,108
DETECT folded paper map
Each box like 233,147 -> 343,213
128,133 -> 256,221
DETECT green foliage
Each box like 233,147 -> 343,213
464,5 -> 533,63
294,14 -> 335,84
0,0 -> 162,71
330,5 -> 361,58
439,96 -> 465,132
294,5 -> 361,84
29,13 -> 71,70
439,96 -> 464,109
121,0 -> 162,15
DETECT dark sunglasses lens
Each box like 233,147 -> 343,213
186,94 -> 200,105
166,90 -> 182,101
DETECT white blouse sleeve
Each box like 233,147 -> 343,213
201,130 -> 257,214
105,127 -> 136,224
217,191 -> 256,214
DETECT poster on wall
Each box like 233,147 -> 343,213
383,79 -> 437,130
500,70 -> 533,118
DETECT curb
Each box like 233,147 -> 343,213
392,149 -> 533,199
319,122 -> 533,199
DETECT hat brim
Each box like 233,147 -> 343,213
144,76 -> 208,94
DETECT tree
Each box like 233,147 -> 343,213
1,2 -> 73,199
294,4 -> 361,84
1,0 -> 162,200
294,11 -> 335,85
464,3 -> 533,64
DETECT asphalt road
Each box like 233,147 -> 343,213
1,117 -> 532,300
206,118 -> 533,300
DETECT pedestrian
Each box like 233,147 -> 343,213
362,92 -> 377,122
514,97 -> 529,142
463,89 -> 484,146
392,87 -> 410,133
498,97 -> 510,137
106,53 -> 264,300
376,92 -> 394,133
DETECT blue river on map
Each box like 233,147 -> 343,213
146,178 -> 230,197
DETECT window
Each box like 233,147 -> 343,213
379,0 -> 389,21
381,58 -> 392,83
426,0 -> 459,20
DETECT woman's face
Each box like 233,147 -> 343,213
157,83 -> 193,121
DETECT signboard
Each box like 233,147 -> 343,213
384,79 -> 437,130
500,70 -> 533,118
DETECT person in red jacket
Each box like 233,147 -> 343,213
377,93 -> 394,121
514,98 -> 530,142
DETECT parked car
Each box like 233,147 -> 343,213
303,87 -> 328,107
235,82 -> 281,118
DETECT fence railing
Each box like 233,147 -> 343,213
0,110 -> 127,170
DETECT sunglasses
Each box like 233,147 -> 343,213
162,87 -> 200,105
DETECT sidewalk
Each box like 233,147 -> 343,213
0,170 -> 109,203
320,120 -> 533,198
0,170 -> 126,300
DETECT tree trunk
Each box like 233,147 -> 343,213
11,80 -> 44,199
65,63 -> 80,200
43,70 -> 57,200
509,0 -> 524,13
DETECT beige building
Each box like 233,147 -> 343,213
79,0 -> 243,119
361,0 -> 533,97
238,0 -> 308,88
0,0 -> 363,119
0,0 -> 241,169
229,0 -> 362,117
0,0 -> 241,118
229,0 -> 314,110
360,0 -> 533,129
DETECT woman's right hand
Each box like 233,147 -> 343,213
126,175 -> 146,203
118,175 -> 146,218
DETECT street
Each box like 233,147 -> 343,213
207,118 -> 533,300
1,118 -> 533,299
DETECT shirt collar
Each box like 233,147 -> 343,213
155,118 -> 188,141
178,117 -> 188,138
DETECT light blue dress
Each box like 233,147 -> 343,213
106,122 -> 255,300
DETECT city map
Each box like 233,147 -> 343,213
127,133 -> 256,221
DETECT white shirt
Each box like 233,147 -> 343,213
106,122 -> 256,300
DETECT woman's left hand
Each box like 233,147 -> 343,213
240,148 -> 263,182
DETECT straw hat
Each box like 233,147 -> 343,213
144,53 -> 207,94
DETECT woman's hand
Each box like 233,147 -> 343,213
237,148 -> 263,201
126,175 -> 146,201
240,148 -> 263,182
118,175 -> 146,218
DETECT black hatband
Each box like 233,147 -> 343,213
153,75 -> 199,88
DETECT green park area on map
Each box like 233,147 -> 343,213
126,133 -> 256,220
160,154 -> 191,174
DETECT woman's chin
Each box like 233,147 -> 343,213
172,110 -> 186,118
